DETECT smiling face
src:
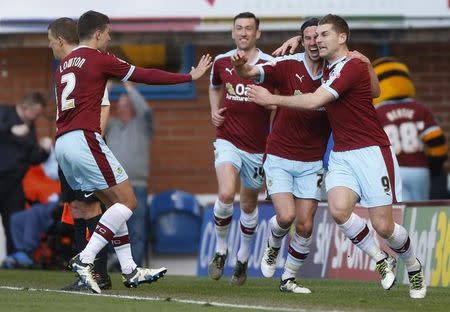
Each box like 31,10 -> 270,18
301,25 -> 320,62
316,23 -> 347,62
232,17 -> 261,51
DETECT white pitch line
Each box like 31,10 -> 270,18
0,285 -> 344,312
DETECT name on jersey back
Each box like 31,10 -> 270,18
59,57 -> 86,73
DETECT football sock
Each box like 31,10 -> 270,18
386,223 -> 420,272
213,199 -> 233,255
338,213 -> 386,262
86,214 -> 109,278
282,233 -> 311,281
112,222 -> 137,275
237,208 -> 258,263
73,218 -> 87,251
80,203 -> 132,264
268,216 -> 290,249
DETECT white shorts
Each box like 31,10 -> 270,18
263,154 -> 323,200
325,145 -> 402,207
213,139 -> 264,190
400,167 -> 430,201
55,130 -> 128,192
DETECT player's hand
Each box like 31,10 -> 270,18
272,36 -> 301,56
211,107 -> 227,127
190,54 -> 213,80
348,50 -> 370,65
231,51 -> 248,69
246,85 -> 274,106
11,124 -> 30,137
39,136 -> 53,152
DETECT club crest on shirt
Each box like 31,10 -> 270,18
225,83 -> 236,95
267,179 -> 273,187
330,70 -> 341,80
293,90 -> 303,96
116,167 -> 124,174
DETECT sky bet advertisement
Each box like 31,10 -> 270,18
197,201 -> 450,287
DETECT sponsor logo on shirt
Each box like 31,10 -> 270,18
225,83 -> 251,102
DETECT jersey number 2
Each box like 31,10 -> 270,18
61,73 -> 76,111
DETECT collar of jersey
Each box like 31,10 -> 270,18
72,45 -> 92,51
327,55 -> 347,70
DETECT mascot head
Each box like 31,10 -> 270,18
372,57 -> 416,106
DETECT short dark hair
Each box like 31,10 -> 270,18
78,10 -> 110,41
19,92 -> 47,107
233,12 -> 260,29
300,18 -> 319,38
319,14 -> 350,43
48,17 -> 79,45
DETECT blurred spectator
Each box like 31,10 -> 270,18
2,149 -> 60,268
373,57 -> 448,201
0,92 -> 51,254
105,82 -> 153,265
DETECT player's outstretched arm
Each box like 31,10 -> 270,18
231,51 -> 260,80
272,36 -> 301,56
190,54 -> 213,80
128,54 -> 211,85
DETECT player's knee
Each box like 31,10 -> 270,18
277,212 -> 295,228
328,202 -> 353,225
239,199 -> 258,214
331,213 -> 349,225
371,220 -> 394,239
296,219 -> 313,237
218,190 -> 234,204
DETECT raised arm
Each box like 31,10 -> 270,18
190,54 -> 213,80
272,36 -> 301,56
129,54 -> 212,84
231,51 -> 260,80
124,81 -> 149,116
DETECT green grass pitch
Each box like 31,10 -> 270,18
0,270 -> 448,312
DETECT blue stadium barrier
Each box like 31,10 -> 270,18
149,189 -> 203,253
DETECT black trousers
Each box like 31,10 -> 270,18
0,171 -> 26,254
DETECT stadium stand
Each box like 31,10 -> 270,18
149,189 -> 203,253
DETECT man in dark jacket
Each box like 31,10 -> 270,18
0,92 -> 51,253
